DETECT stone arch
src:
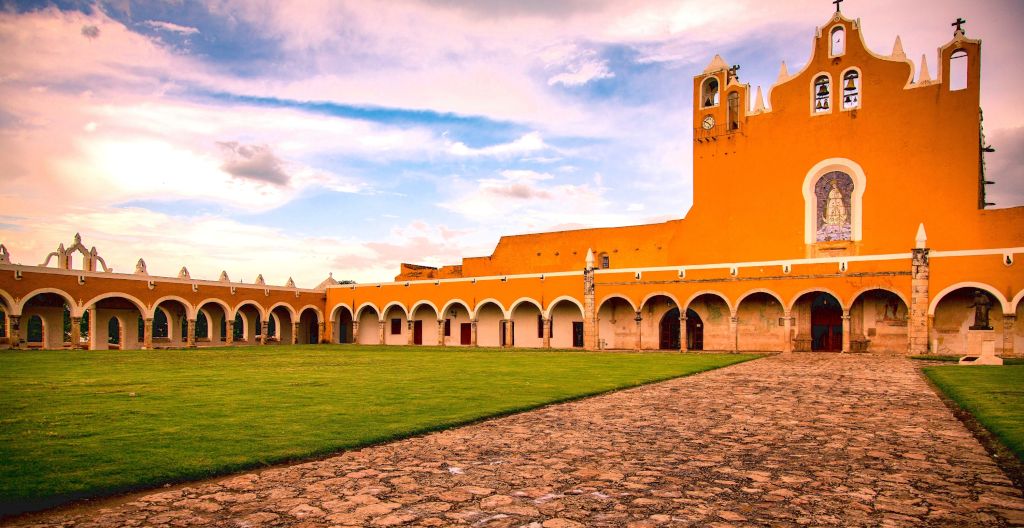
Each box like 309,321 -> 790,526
1011,289 -> 1024,315
735,290 -> 786,352
331,303 -> 354,344
296,306 -> 322,344
802,158 -> 866,244
441,299 -> 472,318
16,287 -> 78,317
0,288 -> 17,315
472,298 -> 507,319
151,295 -> 195,320
232,301 -> 266,344
849,286 -> 908,310
86,292 -> 148,350
409,300 -> 440,319
268,303 -> 295,343
355,302 -> 380,321
409,301 -> 440,346
683,290 -> 733,315
439,299 -> 472,347
639,293 -> 680,350
929,282 -> 1008,316
232,300 -> 267,321
547,297 -> 585,348
787,287 -> 846,313
931,283 -> 1007,356
597,294 -> 638,313
268,302 -> 297,322
196,299 -> 230,345
356,304 -> 381,344
381,301 -> 409,322
848,288 -> 909,354
296,304 -> 323,323
330,302 -> 354,323
509,297 -> 544,348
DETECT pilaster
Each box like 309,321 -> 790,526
9,315 -> 21,349
378,320 -> 386,345
70,316 -> 82,350
542,318 -> 552,349
187,318 -> 197,348
318,321 -> 326,344
260,321 -> 269,345
583,259 -> 597,351
471,320 -> 478,347
634,311 -> 643,351
226,320 -> 234,345
143,318 -> 154,349
437,319 -> 445,346
841,311 -> 851,353
730,315 -> 739,352
1004,315 -> 1016,357
351,320 -> 360,344
679,314 -> 687,353
407,320 -> 415,345
783,312 -> 793,354
909,247 -> 931,355
291,322 -> 299,345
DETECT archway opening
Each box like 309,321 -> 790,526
234,303 -> 263,344
298,309 -> 320,345
270,306 -> 294,344
26,315 -> 44,346
641,294 -> 677,350
597,297 -> 635,350
932,287 -> 1004,356
548,299 -> 584,349
356,306 -> 381,344
810,293 -> 842,351
736,292 -> 785,352
441,302 -> 472,346
686,294 -> 729,350
410,304 -> 439,346
196,302 -> 229,345
474,302 -> 504,348
382,306 -> 407,346
153,299 -> 189,348
107,317 -> 122,349
849,289 -> 908,354
333,307 -> 354,344
511,301 -> 543,349
22,292 -> 73,349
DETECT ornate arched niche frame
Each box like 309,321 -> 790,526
803,157 -> 866,246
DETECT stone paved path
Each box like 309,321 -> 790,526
7,354 -> 1024,527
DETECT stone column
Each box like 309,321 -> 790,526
318,321 -> 326,344
909,246 -> 931,355
9,315 -> 20,349
841,311 -> 851,353
542,317 -> 552,349
187,318 -> 197,348
291,322 -> 299,345
471,320 -> 478,347
634,311 -> 643,351
143,318 -> 154,350
730,315 -> 739,353
260,321 -> 269,345
378,320 -> 386,345
351,320 -> 360,344
70,316 -> 82,350
583,258 -> 597,351
783,311 -> 793,354
226,319 -> 235,345
1003,315 -> 1016,357
679,314 -> 687,353
407,320 -> 415,345
437,319 -> 445,346
502,319 -> 513,348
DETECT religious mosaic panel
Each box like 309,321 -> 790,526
815,171 -> 853,242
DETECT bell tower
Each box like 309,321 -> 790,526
692,55 -> 729,142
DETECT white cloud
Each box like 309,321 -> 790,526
143,20 -> 200,35
447,132 -> 549,157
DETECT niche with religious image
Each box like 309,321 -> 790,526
815,171 -> 853,242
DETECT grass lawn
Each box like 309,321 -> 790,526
924,365 -> 1024,461
912,355 -> 1024,365
0,345 -> 759,513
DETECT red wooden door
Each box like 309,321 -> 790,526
413,320 -> 423,345
460,323 -> 472,345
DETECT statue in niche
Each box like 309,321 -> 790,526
815,171 -> 853,242
969,290 -> 993,330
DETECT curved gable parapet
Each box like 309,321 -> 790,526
768,13 -> 915,113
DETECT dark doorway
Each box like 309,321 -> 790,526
460,323 -> 472,345
413,320 -> 423,345
572,322 -> 584,348
500,320 -> 514,346
686,309 -> 703,351
307,321 -> 318,344
108,317 -> 121,348
811,293 -> 842,351
659,308 -> 681,350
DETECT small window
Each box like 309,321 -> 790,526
701,77 -> 720,108
842,70 -> 860,110
830,26 -> 845,56
537,314 -> 544,339
949,49 -> 968,91
727,91 -> 740,130
814,75 -> 831,114
444,319 -> 451,337
599,252 -> 610,269
390,318 -> 401,335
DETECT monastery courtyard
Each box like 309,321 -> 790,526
8,353 -> 1023,528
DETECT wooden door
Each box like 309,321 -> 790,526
572,322 -> 584,348
413,320 -> 423,345
460,323 -> 472,345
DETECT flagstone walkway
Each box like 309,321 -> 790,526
7,354 -> 1024,527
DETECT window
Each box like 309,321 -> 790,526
842,70 -> 860,110
0,310 -> 5,338
813,75 -> 831,114
537,314 -> 544,338
390,318 -> 401,335
727,91 -> 740,130
444,319 -> 451,337
949,49 -> 968,91
599,252 -> 610,269
830,25 -> 845,56
701,77 -> 720,108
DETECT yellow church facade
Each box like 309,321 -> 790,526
0,12 -> 1021,357
324,12 -> 1024,357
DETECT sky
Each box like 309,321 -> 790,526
0,0 -> 1022,287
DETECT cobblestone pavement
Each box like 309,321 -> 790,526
8,354 -> 1024,527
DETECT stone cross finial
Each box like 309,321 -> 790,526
833,0 -> 842,13
952,17 -> 966,35
728,64 -> 740,81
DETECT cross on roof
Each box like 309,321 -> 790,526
728,64 -> 741,80
833,0 -> 843,13
952,17 -> 966,34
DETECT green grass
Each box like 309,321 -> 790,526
924,365 -> 1024,461
0,345 -> 759,513
911,355 -> 1024,365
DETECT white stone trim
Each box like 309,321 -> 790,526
296,304 -> 324,323
82,291 -> 149,318
232,300 -> 267,321
786,288 -> 846,312
508,297 -> 543,316
839,66 -> 863,112
268,302 -> 297,321
1011,289 -> 1024,314
596,294 -> 638,313
930,247 -> 1024,258
928,282 -> 1009,316
544,296 -> 585,319
440,299 -> 472,318
472,298 -> 507,320
409,300 -> 440,318
329,302 -> 354,321
0,264 -> 321,293
802,158 -> 866,244
16,287 -> 82,317
380,301 -> 410,321
683,290 -> 734,314
354,302 -> 380,320
638,291 -> 682,311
